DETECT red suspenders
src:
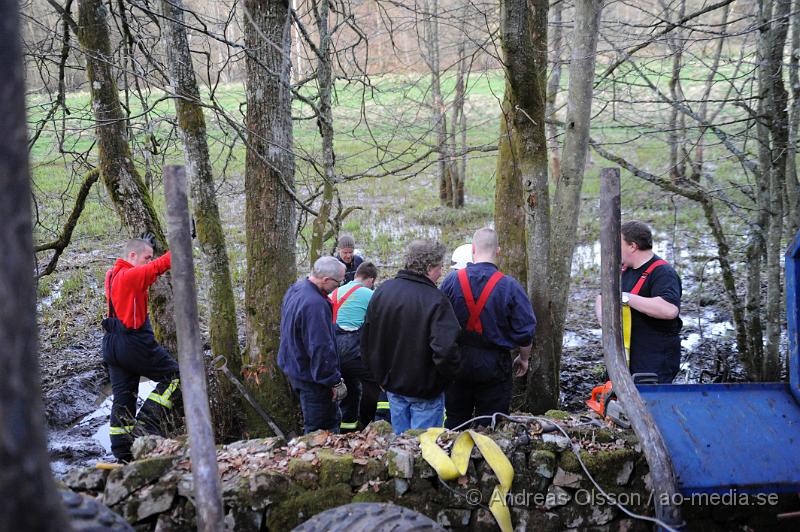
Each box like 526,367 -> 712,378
457,268 -> 505,334
331,284 -> 362,324
627,259 -> 668,295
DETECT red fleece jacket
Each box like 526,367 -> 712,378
105,251 -> 171,330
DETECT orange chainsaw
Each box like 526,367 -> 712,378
586,373 -> 658,428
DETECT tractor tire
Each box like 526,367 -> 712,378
292,502 -> 445,532
60,489 -> 133,531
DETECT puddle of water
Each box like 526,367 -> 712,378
39,278 -> 65,308
682,333 -> 701,351
571,241 -> 602,275
563,331 -> 587,348
78,379 -> 159,454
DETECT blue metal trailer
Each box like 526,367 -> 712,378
636,232 -> 800,494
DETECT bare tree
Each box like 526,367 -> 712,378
76,0 -> 177,350
243,0 -> 299,434
160,0 -> 241,425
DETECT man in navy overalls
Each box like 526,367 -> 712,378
440,228 -> 536,429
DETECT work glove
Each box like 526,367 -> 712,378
139,231 -> 156,247
332,379 -> 348,402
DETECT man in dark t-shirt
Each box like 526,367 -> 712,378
596,220 -> 682,383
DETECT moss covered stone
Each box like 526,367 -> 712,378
530,450 -> 557,479
244,471 -> 292,510
387,448 -> 414,478
558,448 -> 638,487
103,456 -> 177,507
265,483 -> 353,530
318,449 -> 354,486
363,420 -> 394,436
544,410 -> 571,421
287,457 -> 318,488
352,458 -> 388,486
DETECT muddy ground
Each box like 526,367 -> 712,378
40,241 -> 748,476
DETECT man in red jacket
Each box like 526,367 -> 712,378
102,236 -> 180,462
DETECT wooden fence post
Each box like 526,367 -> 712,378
599,167 -> 683,528
164,165 -> 224,531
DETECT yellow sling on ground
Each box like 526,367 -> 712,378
420,428 -> 514,532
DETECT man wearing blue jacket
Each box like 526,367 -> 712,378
278,256 -> 348,433
440,227 -> 536,429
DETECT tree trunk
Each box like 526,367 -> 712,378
498,0 -> 552,413
494,83 -> 528,285
243,0 -> 299,435
0,3 -> 69,527
536,0 -> 603,411
420,0 -> 454,207
309,0 -> 336,265
665,0 -> 687,182
786,0 -> 800,238
161,0 -> 241,426
76,0 -> 176,351
762,0 -> 790,380
545,0 -> 563,182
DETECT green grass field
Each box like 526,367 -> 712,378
27,62 -> 763,293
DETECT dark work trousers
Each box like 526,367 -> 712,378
374,389 -> 392,423
444,343 -> 512,430
101,317 -> 181,462
289,377 -> 341,434
335,329 -> 379,431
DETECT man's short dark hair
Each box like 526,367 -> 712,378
124,238 -> 152,256
337,234 -> 355,249
404,240 -> 446,275
621,220 -> 653,250
355,261 -> 378,280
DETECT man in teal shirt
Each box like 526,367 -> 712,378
330,261 -> 378,431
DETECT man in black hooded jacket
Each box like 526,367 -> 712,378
361,239 -> 461,434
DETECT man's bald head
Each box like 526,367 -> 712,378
472,227 -> 499,261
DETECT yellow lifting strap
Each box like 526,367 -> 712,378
622,304 -> 632,366
420,428 -> 514,532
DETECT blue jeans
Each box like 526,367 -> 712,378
386,392 -> 444,434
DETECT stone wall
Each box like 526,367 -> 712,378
60,413 -> 798,531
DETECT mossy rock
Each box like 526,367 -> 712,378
243,470 -> 292,510
558,448 -> 638,487
363,420 -> 394,436
103,456 -> 177,507
352,458 -> 389,486
351,490 -> 391,504
403,428 -> 426,438
544,410 -> 571,421
566,427 -> 616,443
318,449 -> 354,486
265,483 -> 353,530
287,457 -> 319,488
530,450 -> 557,479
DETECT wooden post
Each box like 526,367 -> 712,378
599,167 -> 683,527
0,3 -> 70,528
163,165 -> 224,531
